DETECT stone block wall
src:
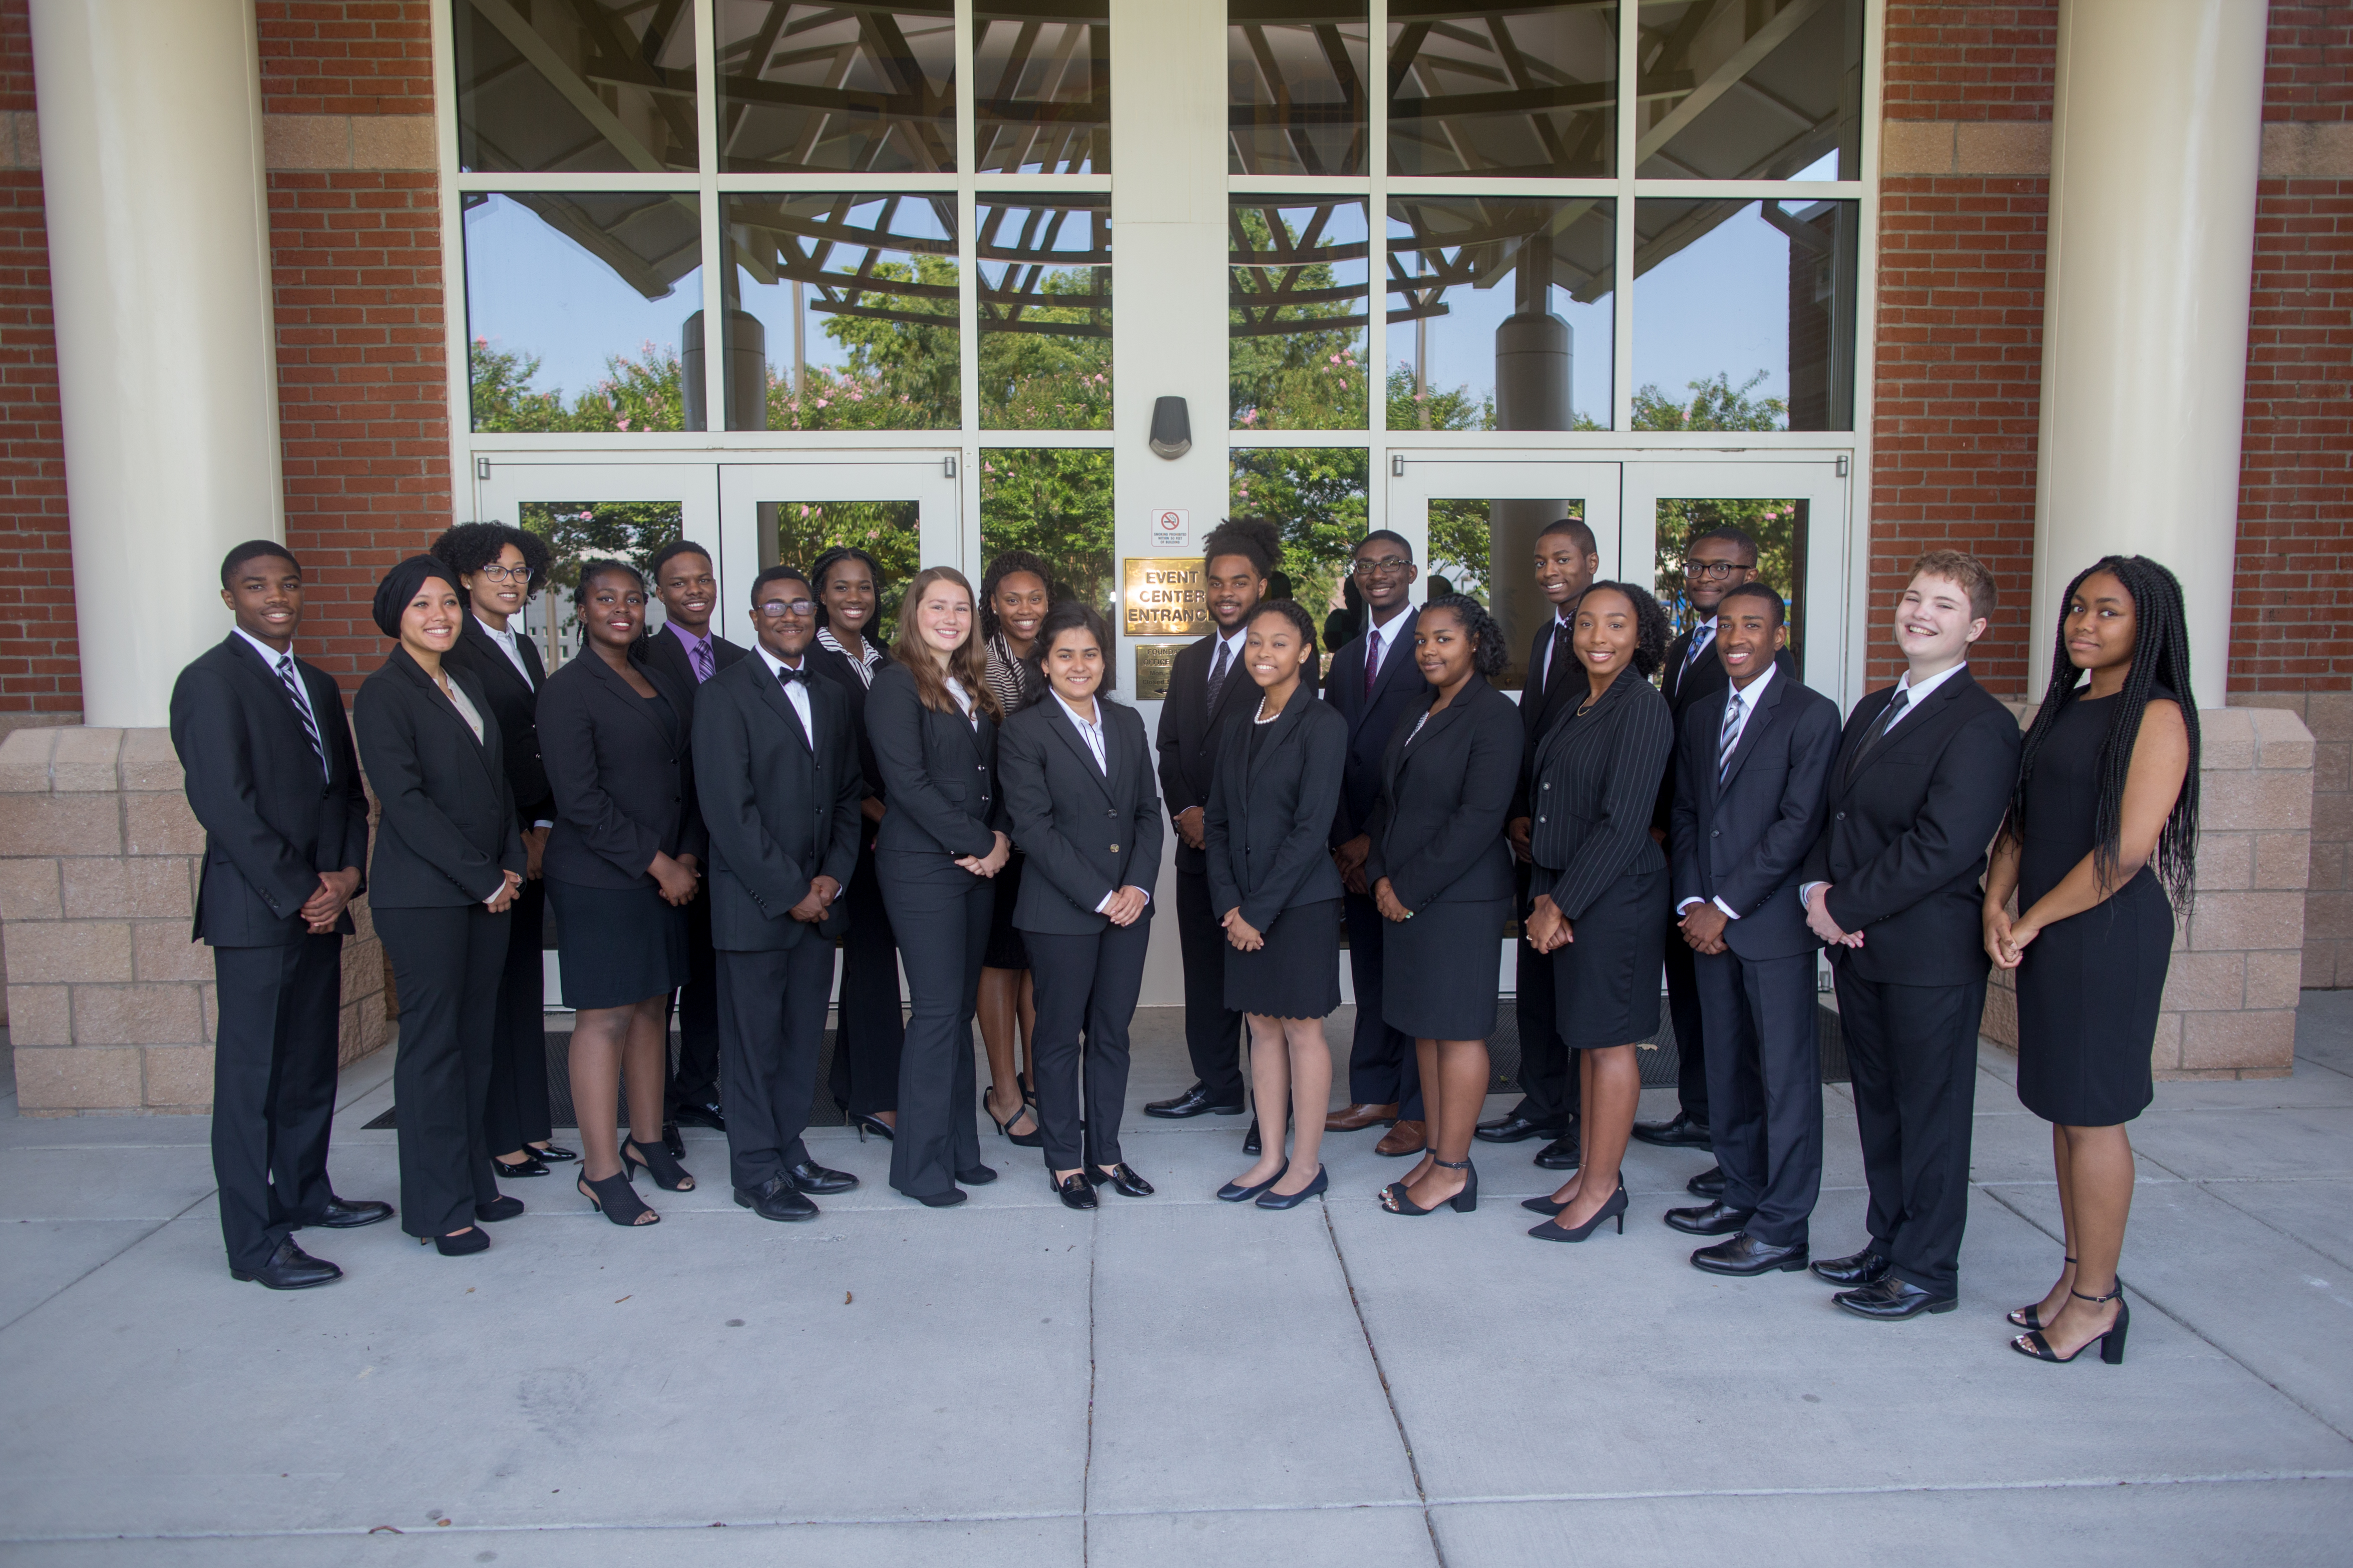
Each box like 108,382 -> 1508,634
2238,692 -> 2353,988
1982,705 -> 2313,1079
0,725 -> 386,1115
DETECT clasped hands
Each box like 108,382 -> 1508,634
1524,894 -> 1573,953
954,830 -> 1013,879
1101,885 -> 1150,927
1983,902 -> 2038,969
301,868 -> 361,934
1805,885 -> 1864,950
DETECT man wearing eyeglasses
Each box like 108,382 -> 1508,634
1323,531 -> 1431,1154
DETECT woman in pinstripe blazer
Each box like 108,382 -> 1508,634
1522,582 -> 1677,1243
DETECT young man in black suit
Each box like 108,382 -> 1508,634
640,539 -> 748,1150
1800,552 -> 2022,1319
1481,515 -> 1598,1168
1324,530 -> 1430,1153
169,542 -> 388,1289
690,566 -> 865,1221
1666,582 -> 1840,1277
1146,519 -> 1273,1129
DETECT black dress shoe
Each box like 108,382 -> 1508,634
1632,1111 -> 1713,1149
734,1176 -> 818,1221
672,1100 -> 727,1131
1834,1275 -> 1956,1320
1473,1113 -> 1563,1145
1811,1247 -> 1891,1288
1143,1084 -> 1245,1119
1532,1134 -> 1581,1171
1686,1165 -> 1726,1198
1243,1119 -> 1262,1155
491,1154 -> 548,1180
1055,1172 -> 1099,1210
661,1122 -> 685,1159
230,1238 -> 341,1290
786,1160 -> 858,1195
1664,1199 -> 1753,1236
310,1196 -> 394,1228
911,1187 -> 967,1208
531,1142 -> 577,1162
475,1195 -> 525,1223
1087,1163 -> 1155,1198
956,1164 -> 998,1186
1691,1233 -> 1810,1276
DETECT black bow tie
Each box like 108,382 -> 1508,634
776,666 -> 809,686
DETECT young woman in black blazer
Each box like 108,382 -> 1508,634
1521,583 -> 1677,1243
1207,599 -> 1348,1210
1364,596 -> 1523,1216
998,603 -> 1164,1210
976,550 -> 1051,1150
536,560 -> 708,1226
867,566 -> 1012,1207
353,557 -> 527,1257
809,545 -> 904,1141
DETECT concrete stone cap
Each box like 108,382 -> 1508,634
0,727 -> 186,795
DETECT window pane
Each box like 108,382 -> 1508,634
1636,0 -> 1863,180
1631,198 -> 1857,432
1232,197 -> 1369,431
976,4 -> 1110,174
981,451 -> 1117,647
1229,446 -> 1369,636
716,2 -> 957,173
722,193 -> 960,432
1387,197 -> 1614,432
455,0 -> 698,174
465,193 -> 704,433
768,500 -> 923,645
520,501 -> 682,667
1415,497 -> 1587,691
1229,2 -> 1370,177
1388,2 -> 1615,177
1655,497 -> 1809,679
979,197 -> 1110,432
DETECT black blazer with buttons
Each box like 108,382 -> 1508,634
1321,608 -> 1433,846
442,616 -> 553,826
635,620 -> 749,712
1362,675 -> 1521,910
1798,668 -> 2021,986
690,652 -> 864,950
534,651 -> 707,891
865,660 -> 1006,864
1525,670 -> 1676,918
809,637 -> 891,805
1654,622 -> 1796,834
353,647 -> 526,908
1205,694 -> 1348,931
999,695 -> 1164,935
1669,669 -> 1841,961
1154,631 -> 1258,876
170,634 -> 372,947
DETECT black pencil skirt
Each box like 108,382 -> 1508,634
546,878 -> 688,1010
1225,897 -> 1342,1021
1544,862 -> 1669,1049
1382,896 -> 1510,1040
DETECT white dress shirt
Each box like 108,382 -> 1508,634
1362,609 -> 1408,684
1537,611 -> 1574,689
757,645 -> 817,747
474,615 -> 535,689
1677,661 -> 1780,921
232,629 -> 327,780
817,625 -> 883,688
1208,625 -> 1246,688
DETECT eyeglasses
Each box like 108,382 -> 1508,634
1350,557 -> 1413,579
757,598 -> 817,619
1684,560 -> 1750,581
475,564 -> 531,584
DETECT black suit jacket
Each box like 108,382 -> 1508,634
999,696 -> 1164,935
866,661 -> 1006,861
636,620 -> 749,709
352,648 -> 526,908
169,635 -> 371,946
1799,668 -> 2022,986
1155,631 -> 1259,875
809,639 -> 890,804
690,654 -> 863,950
1655,621 -> 1797,833
1509,615 -> 1581,821
1527,671 -> 1676,919
535,652 -> 707,890
1205,695 -> 1348,931
1362,675 -> 1520,910
1669,669 -> 1840,961
442,618 -> 552,825
1322,608 -> 1433,846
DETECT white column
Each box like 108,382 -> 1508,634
2029,0 -> 2267,702
31,0 -> 283,727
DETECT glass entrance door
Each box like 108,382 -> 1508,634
718,455 -> 965,646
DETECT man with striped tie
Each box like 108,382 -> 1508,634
169,542 -> 385,1289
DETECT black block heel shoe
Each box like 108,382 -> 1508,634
1257,1165 -> 1328,1210
1527,1179 -> 1628,1242
580,1169 -> 659,1227
1381,1157 -> 1477,1215
2012,1285 -> 2129,1365
424,1227 -> 488,1256
625,1138 -> 696,1192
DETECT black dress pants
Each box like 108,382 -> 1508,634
1505,864 -> 1580,1130
1174,866 -> 1245,1105
483,876 -> 549,1154
1024,918 -> 1151,1171
1342,890 -> 1422,1117
375,903 -> 510,1238
880,853 -> 991,1199
827,842 -> 904,1119
1694,945 -> 1822,1249
1664,932 -> 1711,1128
210,935 -> 344,1272
716,938 -> 837,1192
1834,969 -> 1985,1295
664,881 -> 723,1116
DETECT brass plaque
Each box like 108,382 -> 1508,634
1134,642 -> 1184,701
1122,557 -> 1211,639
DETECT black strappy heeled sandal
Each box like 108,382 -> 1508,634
579,1169 -> 659,1226
985,1087 -> 1043,1149
2009,1256 -> 2078,1330
624,1138 -> 696,1192
2012,1283 -> 2129,1365
1381,1157 -> 1478,1215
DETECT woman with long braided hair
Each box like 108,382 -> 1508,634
1984,556 -> 2198,1367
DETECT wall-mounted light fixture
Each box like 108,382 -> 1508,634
1149,396 -> 1191,459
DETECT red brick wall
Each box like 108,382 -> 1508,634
257,0 -> 435,116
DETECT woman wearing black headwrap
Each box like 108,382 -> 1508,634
354,556 -> 528,1256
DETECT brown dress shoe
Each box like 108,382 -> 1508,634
1325,1103 -> 1400,1133
1374,1120 -> 1426,1157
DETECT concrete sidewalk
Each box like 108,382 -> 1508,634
2,1000 -> 2350,1565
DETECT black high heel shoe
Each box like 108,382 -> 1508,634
2009,1256 -> 2078,1331
1521,1192 -> 1570,1216
985,1088 -> 1043,1148
531,1142 -> 576,1162
1381,1157 -> 1477,1215
624,1138 -> 696,1192
579,1169 -> 658,1226
1257,1165 -> 1328,1210
1526,1179 -> 1627,1242
492,1153 -> 548,1179
1217,1161 -> 1287,1203
851,1112 -> 895,1143
423,1227 -> 488,1256
2011,1284 -> 2129,1364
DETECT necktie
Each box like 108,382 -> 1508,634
1846,687 -> 1910,781
776,664 -> 807,686
1206,638 -> 1232,711
277,655 -> 327,778
1685,621 -> 1714,669
691,641 -> 714,683
1546,620 -> 1571,695
1363,626 -> 1380,698
1718,691 -> 1744,782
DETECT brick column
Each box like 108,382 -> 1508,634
0,725 -> 385,1114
